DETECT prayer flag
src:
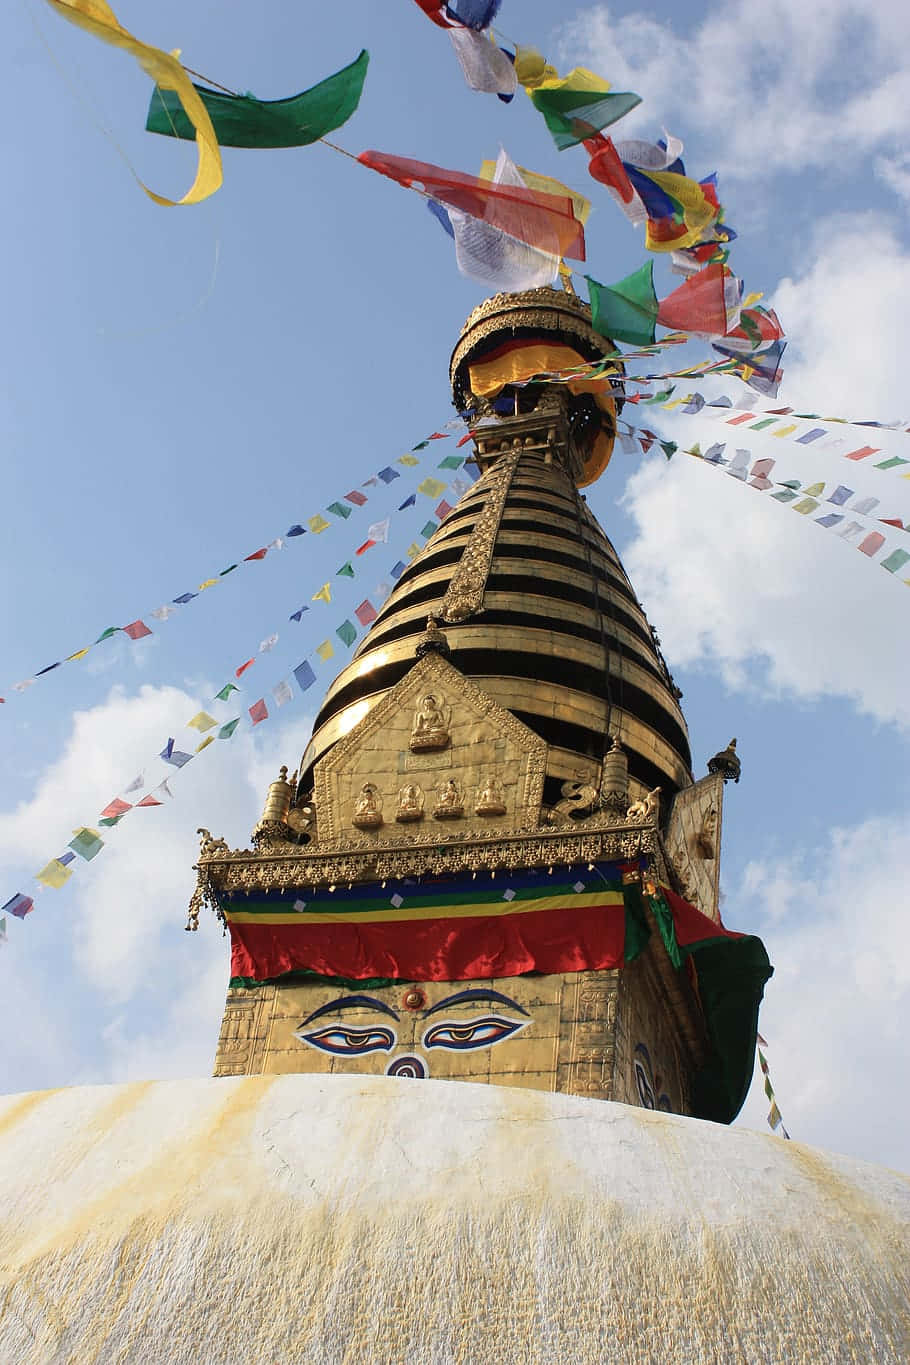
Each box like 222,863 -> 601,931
69,828 -> 104,861
150,605 -> 177,621
447,26 -> 516,99
294,660 -> 317,692
795,428 -> 825,445
875,456 -> 909,471
122,619 -> 152,641
850,496 -> 879,516
345,490 -> 368,506
792,498 -> 820,515
399,493 -> 417,510
173,593 -> 197,604
399,454 -> 420,466
844,446 -> 880,462
198,579 -> 218,591
287,524 -> 306,537
3,893 -> 34,919
37,859 -> 73,890
259,634 -> 279,652
99,814 -> 126,826
214,683 -> 239,701
828,486 -> 854,506
220,565 -> 238,577
375,580 -> 393,603
437,454 -> 463,469
50,0 -> 223,207
95,627 -> 120,643
135,794 -> 162,808
66,649 -> 90,661
100,798 -> 132,819
188,712 -> 217,732
309,515 -> 330,534
289,607 -> 308,622
815,514 -> 844,529
147,49 -> 369,149
235,658 -> 255,677
587,262 -> 658,346
162,748 -> 192,768
436,500 -> 454,518
418,477 -> 447,498
317,640 -> 334,662
327,501 -> 352,520
656,263 -> 736,336
272,679 -> 294,708
35,663 -> 61,676
355,599 -> 378,627
336,619 -> 357,647
802,482 -> 825,498
249,699 -> 268,726
355,540 -> 375,556
57,852 -> 76,866
313,584 -> 332,604
421,521 -> 437,538
377,467 -> 400,483
529,69 -> 641,151
391,561 -> 406,579
857,532 -> 885,557
368,517 -> 390,543
218,718 -> 241,739
268,539 -> 284,552
881,548 -> 910,574
195,736 -> 215,753
124,774 -> 144,792
337,563 -> 355,579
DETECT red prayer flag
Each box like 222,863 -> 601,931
244,548 -> 268,561
122,620 -> 151,640
435,499 -> 454,519
428,432 -> 449,440
858,532 -> 885,556
355,599 -> 378,627
656,263 -> 731,336
355,539 -> 376,556
100,797 -> 132,819
249,698 -> 268,725
345,490 -> 368,506
136,794 -> 162,808
457,431 -> 476,447
235,658 -> 255,677
844,446 -> 880,462
358,150 -> 586,260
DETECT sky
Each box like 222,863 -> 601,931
3,0 -> 909,1173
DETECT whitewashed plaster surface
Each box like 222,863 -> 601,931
0,1073 -> 906,1363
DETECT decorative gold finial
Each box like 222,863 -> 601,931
415,614 -> 451,660
708,738 -> 741,784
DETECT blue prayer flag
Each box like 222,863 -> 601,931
173,593 -> 197,604
377,467 -> 400,484
294,660 -> 317,692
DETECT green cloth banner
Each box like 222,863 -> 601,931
146,50 -> 369,149
587,263 -> 659,346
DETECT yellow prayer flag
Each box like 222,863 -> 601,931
743,291 -> 764,308
792,497 -> 820,515
309,515 -> 330,534
406,542 -> 421,560
72,826 -> 101,839
532,66 -> 611,96
195,736 -> 215,753
316,639 -> 334,662
417,478 -> 447,499
661,398 -> 686,411
312,583 -> 332,604
643,170 -> 718,252
480,159 -> 591,224
772,424 -> 798,438
46,0 -> 223,206
398,455 -> 420,467
66,648 -> 91,661
36,859 -> 73,890
802,482 -> 825,498
187,711 -> 217,732
513,45 -> 559,89
198,579 -> 218,591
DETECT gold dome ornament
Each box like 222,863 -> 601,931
707,739 -> 741,784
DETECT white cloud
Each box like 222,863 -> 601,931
735,813 -> 910,1172
0,685 -> 314,1089
561,1 -> 910,186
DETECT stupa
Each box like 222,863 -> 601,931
1,290 -> 907,1363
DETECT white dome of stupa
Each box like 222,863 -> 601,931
0,1073 -> 907,1363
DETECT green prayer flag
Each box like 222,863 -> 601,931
337,562 -> 355,578
530,84 -> 642,151
660,441 -> 677,460
881,548 -> 910,574
69,828 -> 104,861
146,50 -> 369,148
874,456 -> 910,470
437,454 -> 463,469
220,564 -> 238,576
218,718 -> 241,739
336,619 -> 357,647
748,417 -> 777,431
327,501 -> 352,520
99,814 -> 125,827
420,521 -> 437,538
411,441 -> 429,451
94,627 -> 120,643
214,683 -> 239,701
586,263 -> 658,347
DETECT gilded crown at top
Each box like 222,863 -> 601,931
449,287 -> 621,412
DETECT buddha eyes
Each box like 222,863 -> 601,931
298,1025 -> 396,1056
422,1016 -> 526,1051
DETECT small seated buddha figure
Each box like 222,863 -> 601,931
409,694 -> 450,752
395,782 -> 425,823
433,777 -> 464,819
474,775 -> 506,816
351,782 -> 383,829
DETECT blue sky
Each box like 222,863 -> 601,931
3,0 -> 910,1172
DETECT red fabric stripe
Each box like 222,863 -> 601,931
228,901 -> 626,983
661,886 -> 743,946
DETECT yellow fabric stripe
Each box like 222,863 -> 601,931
227,889 -> 624,926
468,343 -> 589,398
47,0 -> 223,206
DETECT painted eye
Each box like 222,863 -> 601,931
422,1015 -> 527,1051
297,1025 -> 396,1056
634,1060 -> 656,1109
